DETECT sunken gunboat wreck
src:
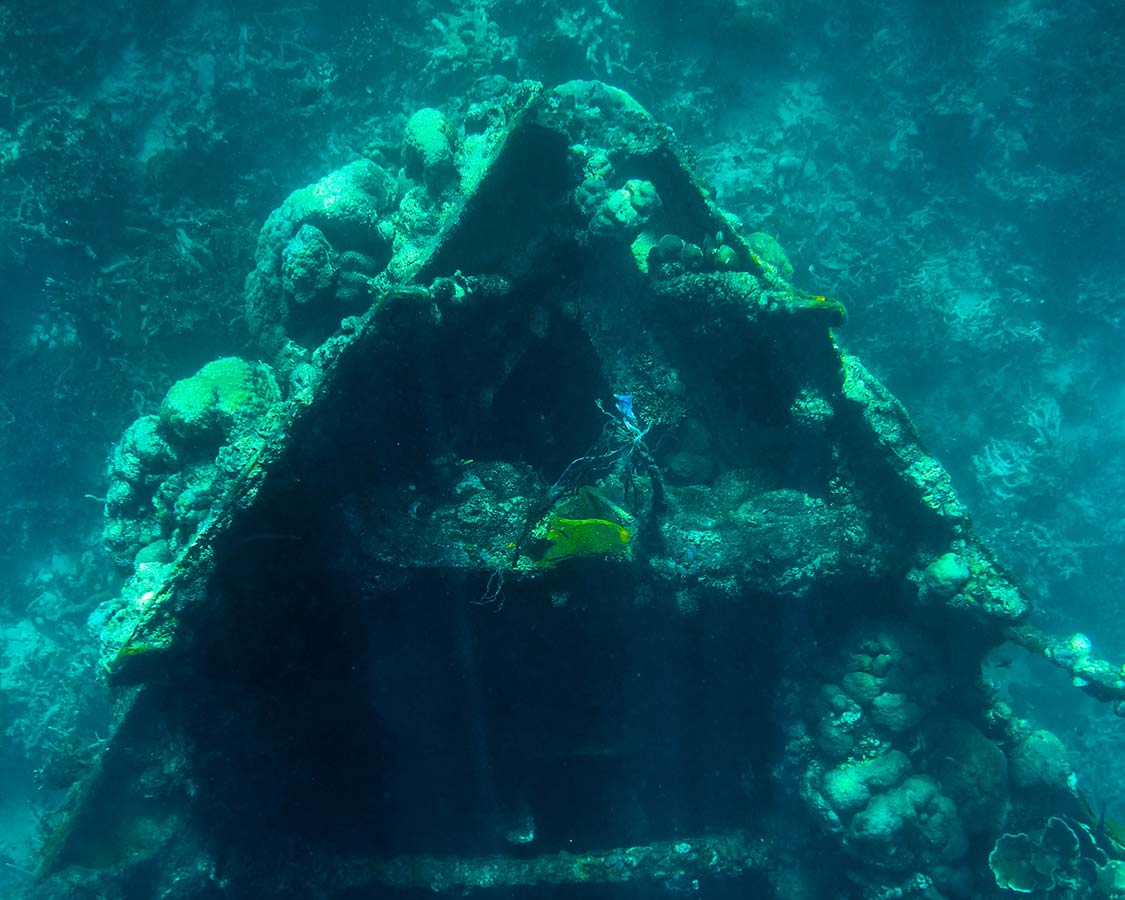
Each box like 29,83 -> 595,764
31,81 -> 1125,900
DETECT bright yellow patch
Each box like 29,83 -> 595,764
537,515 -> 632,566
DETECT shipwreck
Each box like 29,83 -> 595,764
29,80 -> 1125,900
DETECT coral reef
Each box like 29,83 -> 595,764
2,4 -> 1125,897
20,80 -> 1122,900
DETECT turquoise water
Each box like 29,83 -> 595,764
1,2 -> 1123,898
